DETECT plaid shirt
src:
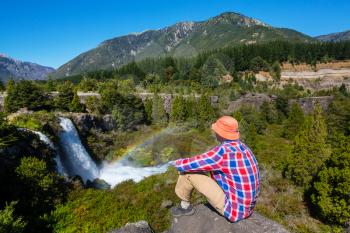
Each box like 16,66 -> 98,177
175,140 -> 260,222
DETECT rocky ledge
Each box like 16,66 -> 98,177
113,204 -> 290,233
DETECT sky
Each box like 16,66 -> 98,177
1,0 -> 349,68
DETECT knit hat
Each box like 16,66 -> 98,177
211,116 -> 240,140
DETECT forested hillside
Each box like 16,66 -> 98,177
1,32 -> 350,233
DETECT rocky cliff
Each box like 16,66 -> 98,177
112,204 -> 290,233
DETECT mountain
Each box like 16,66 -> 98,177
315,30 -> 350,42
0,54 -> 55,82
55,12 -> 314,77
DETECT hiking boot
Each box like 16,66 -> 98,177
171,205 -> 195,217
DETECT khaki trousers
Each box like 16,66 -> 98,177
175,173 -> 226,215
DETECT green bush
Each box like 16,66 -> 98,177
0,202 -> 26,233
4,80 -> 50,113
311,134 -> 350,226
285,105 -> 331,188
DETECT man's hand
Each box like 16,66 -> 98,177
168,160 -> 176,166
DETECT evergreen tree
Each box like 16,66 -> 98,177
311,133 -> 350,226
111,94 -> 146,130
195,95 -> 216,128
144,98 -> 153,123
151,94 -> 168,125
54,81 -> 74,111
85,96 -> 100,114
327,95 -> 350,136
271,61 -> 281,81
283,102 -> 305,140
69,91 -> 85,112
285,104 -> 331,187
249,56 -> 270,73
170,96 -> 186,122
241,120 -> 258,152
4,80 -> 48,113
260,101 -> 277,124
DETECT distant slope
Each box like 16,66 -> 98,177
0,54 -> 55,82
315,30 -> 350,42
54,12 -> 314,77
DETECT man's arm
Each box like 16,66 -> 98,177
174,146 -> 224,173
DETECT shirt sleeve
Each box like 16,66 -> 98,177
174,146 -> 224,173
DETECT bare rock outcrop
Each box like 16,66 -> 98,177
167,204 -> 290,233
226,93 -> 276,113
109,221 -> 154,233
111,205 -> 290,233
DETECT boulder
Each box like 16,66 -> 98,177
86,178 -> 111,190
109,221 -> 154,233
167,204 -> 290,233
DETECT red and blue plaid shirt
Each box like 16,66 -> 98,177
175,140 -> 260,222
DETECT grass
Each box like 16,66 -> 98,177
50,124 -> 333,233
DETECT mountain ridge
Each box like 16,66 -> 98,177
0,54 -> 55,82
316,29 -> 350,42
54,12 -> 314,77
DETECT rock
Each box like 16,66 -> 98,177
68,113 -> 118,132
289,96 -> 334,114
226,93 -> 276,113
86,178 -> 111,190
160,200 -> 173,209
101,114 -> 117,131
109,220 -> 154,233
168,204 -> 290,233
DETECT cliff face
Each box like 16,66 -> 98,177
112,204 -> 290,233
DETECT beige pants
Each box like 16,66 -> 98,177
175,173 -> 226,215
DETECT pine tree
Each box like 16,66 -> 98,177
170,96 -> 186,122
283,102 -> 305,139
54,81 -> 74,111
271,61 -> 281,82
69,91 -> 85,112
285,104 -> 331,187
311,133 -> 350,226
151,94 -> 168,125
195,95 -> 216,128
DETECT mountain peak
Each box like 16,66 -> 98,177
209,12 -> 269,27
54,12 -> 312,77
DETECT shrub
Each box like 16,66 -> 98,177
311,134 -> 350,226
285,105 -> 331,187
4,80 -> 50,113
0,202 -> 26,233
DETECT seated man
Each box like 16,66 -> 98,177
172,116 -> 260,223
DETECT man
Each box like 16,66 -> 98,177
172,116 -> 260,223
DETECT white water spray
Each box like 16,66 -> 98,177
58,117 -> 100,183
99,162 -> 170,188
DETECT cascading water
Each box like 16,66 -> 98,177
58,117 -> 100,183
57,117 -> 171,187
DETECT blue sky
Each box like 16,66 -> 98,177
1,0 -> 349,68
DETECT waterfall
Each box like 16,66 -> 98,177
23,129 -> 67,176
56,117 -> 171,187
58,117 -> 100,183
